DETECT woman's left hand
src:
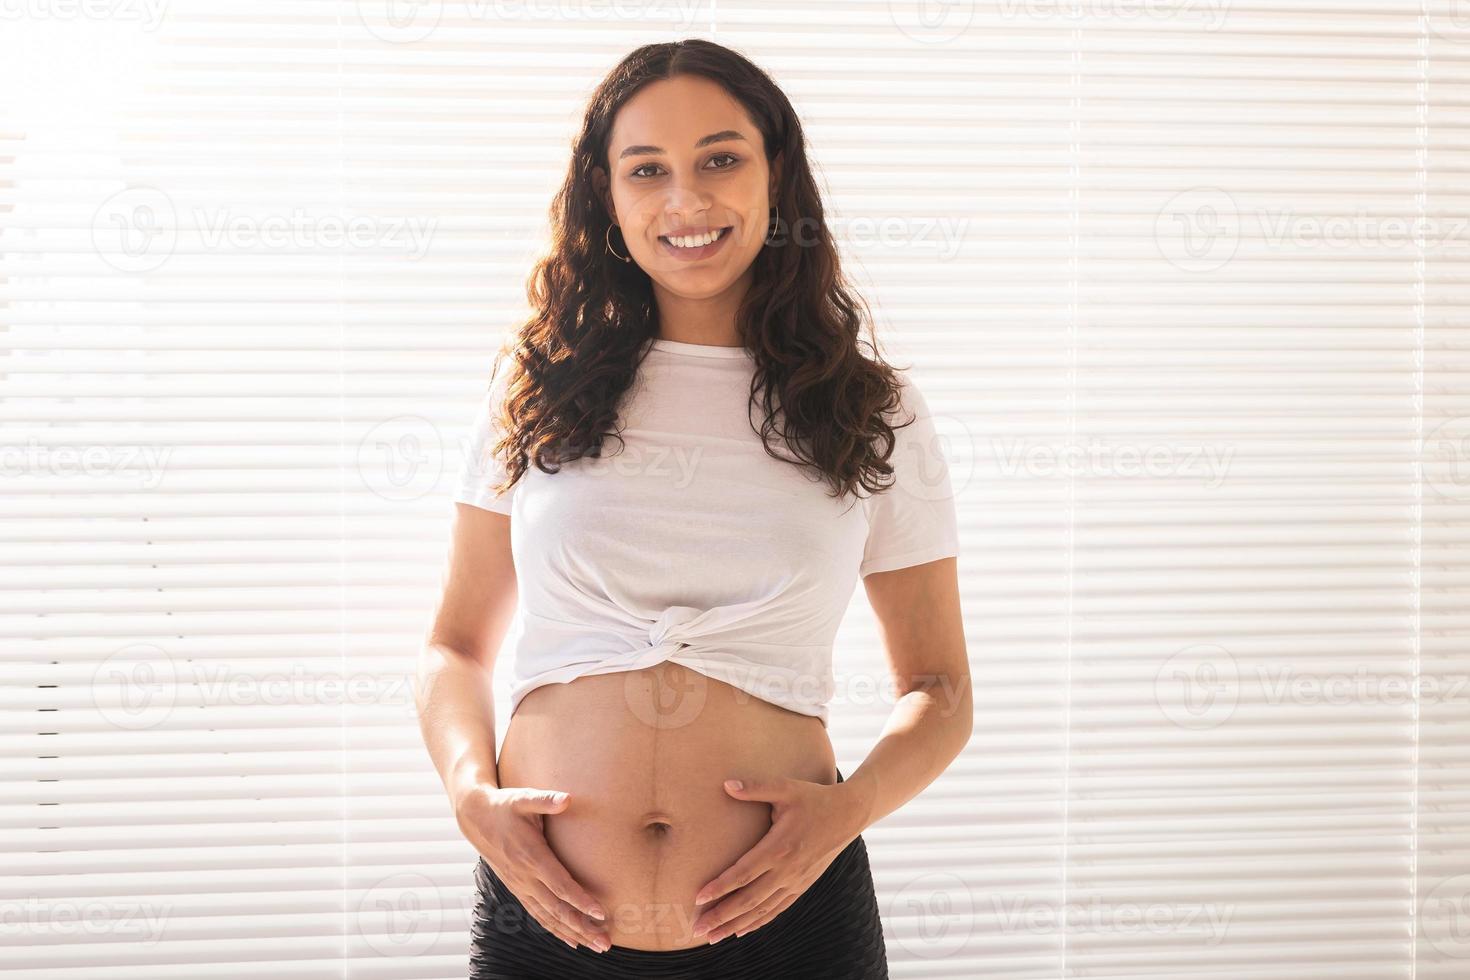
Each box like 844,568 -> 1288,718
689,775 -> 865,944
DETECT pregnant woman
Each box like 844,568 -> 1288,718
416,39 -> 971,979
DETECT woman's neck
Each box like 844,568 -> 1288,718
652,272 -> 751,347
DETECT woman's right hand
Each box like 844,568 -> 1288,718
454,781 -> 612,953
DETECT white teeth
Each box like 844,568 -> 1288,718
664,228 -> 725,249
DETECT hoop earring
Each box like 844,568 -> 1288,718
605,223 -> 631,263
764,204 -> 781,246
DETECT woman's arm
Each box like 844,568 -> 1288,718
414,503 -> 612,952
687,554 -> 970,943
842,554 -> 972,834
414,503 -> 517,800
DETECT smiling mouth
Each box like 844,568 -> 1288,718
659,226 -> 732,249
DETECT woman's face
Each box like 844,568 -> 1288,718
596,74 -> 780,301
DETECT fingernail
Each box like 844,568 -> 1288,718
725,779 -> 742,791
590,907 -> 606,921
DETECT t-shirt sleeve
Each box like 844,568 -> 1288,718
451,367 -> 518,516
860,375 -> 961,577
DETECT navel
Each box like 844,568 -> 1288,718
640,811 -> 675,836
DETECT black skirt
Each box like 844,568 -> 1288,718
467,768 -> 889,979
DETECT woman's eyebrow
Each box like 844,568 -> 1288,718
618,130 -> 748,160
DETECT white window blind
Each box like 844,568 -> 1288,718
3,3 -> 1467,978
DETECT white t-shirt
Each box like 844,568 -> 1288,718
451,336 -> 960,728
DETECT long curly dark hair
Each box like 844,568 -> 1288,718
486,37 -> 917,503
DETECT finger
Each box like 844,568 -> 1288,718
722,776 -> 789,803
694,842 -> 783,906
716,890 -> 798,942
520,892 -> 590,951
513,889 -> 576,949
523,878 -> 610,950
693,876 -> 781,938
510,786 -> 572,815
525,837 -> 608,921
519,881 -> 610,951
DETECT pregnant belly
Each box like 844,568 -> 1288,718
495,659 -> 838,951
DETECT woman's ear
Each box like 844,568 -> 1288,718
590,166 -> 617,225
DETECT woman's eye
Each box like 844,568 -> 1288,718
629,154 -> 738,179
